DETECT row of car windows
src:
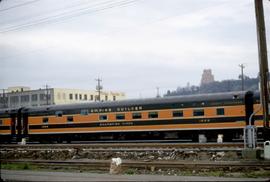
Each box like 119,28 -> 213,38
42,108 -> 225,123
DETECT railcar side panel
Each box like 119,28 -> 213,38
29,122 -> 247,134
26,104 -> 250,136
1,91 -> 267,143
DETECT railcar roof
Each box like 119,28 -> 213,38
23,91 -> 250,113
0,107 -> 21,114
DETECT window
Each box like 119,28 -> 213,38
31,94 -> 38,101
84,94 -> 87,100
75,94 -> 78,100
39,94 -> 46,101
40,93 -> 50,101
105,95 -> 108,101
193,109 -> 204,116
79,94 -> 82,100
0,120 -> 2,125
148,112 -> 158,118
132,113 -> 142,119
55,111 -> 63,117
67,116 -> 73,122
113,96 -> 116,101
216,108 -> 225,115
43,117 -> 48,124
80,109 -> 89,115
69,94 -> 73,100
173,110 -> 183,117
233,95 -> 238,99
99,115 -> 107,120
90,95 -> 93,100
21,95 -> 30,102
10,96 -> 19,104
116,114 -> 125,120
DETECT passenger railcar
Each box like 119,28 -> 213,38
0,91 -> 268,143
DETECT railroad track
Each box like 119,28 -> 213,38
1,142 -> 264,162
0,142 -> 250,149
2,159 -> 270,172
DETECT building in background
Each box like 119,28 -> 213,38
0,86 -> 125,109
200,69 -> 215,86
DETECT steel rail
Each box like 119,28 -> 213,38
2,159 -> 270,170
0,142 -> 248,149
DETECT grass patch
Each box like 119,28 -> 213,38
179,171 -> 223,177
2,163 -> 270,178
1,163 -> 108,174
243,170 -> 270,178
199,171 -> 225,177
124,168 -> 137,175
1,163 -> 36,170
177,170 -> 270,178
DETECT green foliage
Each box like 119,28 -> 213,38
125,168 -> 136,175
1,163 -> 33,170
23,163 -> 29,169
243,170 -> 270,178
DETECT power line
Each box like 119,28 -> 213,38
0,1 -> 231,60
1,1 -> 115,32
0,0 -> 101,25
0,0 -> 116,25
1,1 -> 237,68
0,1 -> 140,60
0,0 -> 139,34
0,0 -> 41,12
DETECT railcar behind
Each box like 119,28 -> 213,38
0,91 -> 267,143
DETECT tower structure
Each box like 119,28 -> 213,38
200,69 -> 215,86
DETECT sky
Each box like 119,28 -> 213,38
0,0 -> 270,99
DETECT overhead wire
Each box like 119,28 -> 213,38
3,0 -> 233,34
0,0 -> 41,12
1,0 -> 113,26
0,0 -> 232,61
1,1 -> 247,61
0,0 -> 140,60
0,0 -> 139,34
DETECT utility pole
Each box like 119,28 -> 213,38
44,84 -> 50,105
255,0 -> 269,128
1,89 -> 7,108
95,78 -> 103,102
156,87 -> 160,98
3,89 -> 7,108
239,64 -> 245,91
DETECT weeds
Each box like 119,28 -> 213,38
1,163 -> 34,170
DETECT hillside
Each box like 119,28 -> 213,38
165,77 -> 259,96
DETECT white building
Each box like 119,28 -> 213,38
0,87 -> 125,109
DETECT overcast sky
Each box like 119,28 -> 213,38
0,0 -> 270,98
